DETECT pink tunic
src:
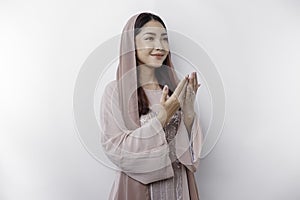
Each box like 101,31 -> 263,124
100,81 -> 203,200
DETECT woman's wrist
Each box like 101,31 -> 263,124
156,111 -> 167,127
182,111 -> 195,132
183,110 -> 195,122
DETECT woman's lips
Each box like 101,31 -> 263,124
151,54 -> 164,59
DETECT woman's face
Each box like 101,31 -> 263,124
135,20 -> 169,68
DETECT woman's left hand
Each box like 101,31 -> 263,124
182,72 -> 201,125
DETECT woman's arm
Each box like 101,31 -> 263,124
175,112 -> 203,172
100,81 -> 174,184
183,111 -> 195,134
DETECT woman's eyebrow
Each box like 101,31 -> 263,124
143,32 -> 168,36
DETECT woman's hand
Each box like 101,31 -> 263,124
156,76 -> 188,127
182,72 -> 201,127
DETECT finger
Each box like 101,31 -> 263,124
177,79 -> 188,105
186,85 -> 195,97
193,72 -> 197,92
160,85 -> 169,104
180,79 -> 188,97
195,83 -> 201,93
173,75 -> 188,98
191,72 -> 197,93
188,73 -> 194,90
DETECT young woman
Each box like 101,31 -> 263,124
100,12 -> 203,200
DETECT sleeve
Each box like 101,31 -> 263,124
100,81 -> 174,184
175,112 -> 203,172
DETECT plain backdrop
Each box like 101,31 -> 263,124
1,0 -> 300,200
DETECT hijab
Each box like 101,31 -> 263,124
116,12 -> 179,130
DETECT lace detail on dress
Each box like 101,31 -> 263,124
140,111 -> 157,126
140,110 -> 184,200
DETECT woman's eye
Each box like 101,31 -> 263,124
163,37 -> 169,41
145,37 -> 154,41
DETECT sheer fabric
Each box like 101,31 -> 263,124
100,11 -> 202,200
143,89 -> 190,200
100,81 -> 203,199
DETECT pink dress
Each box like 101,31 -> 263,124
100,81 -> 203,200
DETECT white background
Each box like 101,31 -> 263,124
1,0 -> 300,199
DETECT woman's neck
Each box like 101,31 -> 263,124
138,65 -> 160,90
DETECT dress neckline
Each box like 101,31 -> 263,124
143,88 -> 163,92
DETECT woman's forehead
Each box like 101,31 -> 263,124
138,20 -> 167,34
138,26 -> 167,36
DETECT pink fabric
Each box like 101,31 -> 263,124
143,89 -> 203,199
116,13 -> 178,130
100,81 -> 203,199
100,12 -> 203,199
100,81 -> 174,183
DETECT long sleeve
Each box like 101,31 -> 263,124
100,81 -> 174,184
175,112 -> 203,172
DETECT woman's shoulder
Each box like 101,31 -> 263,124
101,80 -> 119,101
103,80 -> 118,93
104,80 -> 118,89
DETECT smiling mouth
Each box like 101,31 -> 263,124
151,54 -> 164,56
151,54 -> 164,60
150,54 -> 165,59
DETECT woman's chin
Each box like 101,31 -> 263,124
147,62 -> 164,68
137,64 -> 162,69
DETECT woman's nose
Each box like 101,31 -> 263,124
154,40 -> 164,50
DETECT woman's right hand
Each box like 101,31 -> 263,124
156,76 -> 189,127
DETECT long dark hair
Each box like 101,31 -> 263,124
134,12 -> 176,117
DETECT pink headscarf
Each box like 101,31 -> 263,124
116,13 -> 179,129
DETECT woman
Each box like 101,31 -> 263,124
100,12 -> 203,200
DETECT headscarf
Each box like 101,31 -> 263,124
116,12 -> 179,130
